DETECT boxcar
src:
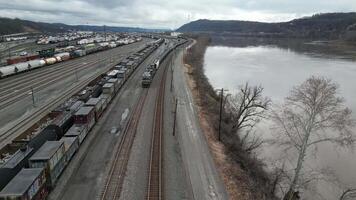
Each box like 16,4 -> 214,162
74,106 -> 96,131
64,124 -> 88,144
60,137 -> 79,163
28,141 -> 66,188
0,168 -> 47,200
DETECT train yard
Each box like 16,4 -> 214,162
0,38 -> 152,149
0,34 -> 228,200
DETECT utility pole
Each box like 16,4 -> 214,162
170,53 -> 174,92
30,87 -> 36,107
216,88 -> 230,141
104,25 -> 107,42
218,88 -> 223,141
75,69 -> 79,82
172,98 -> 178,136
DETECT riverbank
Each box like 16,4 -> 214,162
183,35 -> 276,199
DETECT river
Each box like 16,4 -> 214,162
203,38 -> 356,199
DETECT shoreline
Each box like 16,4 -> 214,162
182,35 -> 275,200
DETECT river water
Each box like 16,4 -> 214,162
203,38 -> 356,199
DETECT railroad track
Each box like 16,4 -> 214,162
0,53 -> 135,148
146,53 -> 169,200
0,44 -> 144,109
0,40 -> 146,90
0,56 -> 114,109
100,91 -> 148,200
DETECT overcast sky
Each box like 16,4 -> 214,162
0,0 -> 356,29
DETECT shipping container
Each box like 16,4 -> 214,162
0,168 -> 47,200
102,83 -> 114,97
74,106 -> 95,130
84,98 -> 103,120
100,95 -> 108,111
60,137 -> 79,163
107,78 -> 120,93
29,141 -> 66,188
64,125 -> 88,144
69,101 -> 84,114
100,94 -> 111,107
116,70 -> 126,80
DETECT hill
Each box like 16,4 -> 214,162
0,17 -> 165,35
177,13 -> 356,39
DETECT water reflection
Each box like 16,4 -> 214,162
204,41 -> 356,199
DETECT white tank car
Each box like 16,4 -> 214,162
0,65 -> 17,78
28,59 -> 46,69
109,43 -> 116,48
44,57 -> 57,65
55,52 -> 70,61
15,62 -> 30,73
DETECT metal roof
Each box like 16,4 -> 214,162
65,125 -> 85,137
107,78 -> 118,83
103,83 -> 114,88
75,106 -> 94,116
0,168 -> 43,196
85,98 -> 101,106
29,141 -> 63,161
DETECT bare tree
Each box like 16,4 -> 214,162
229,83 -> 271,131
271,76 -> 355,200
227,83 -> 271,152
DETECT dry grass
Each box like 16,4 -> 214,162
183,35 -> 276,200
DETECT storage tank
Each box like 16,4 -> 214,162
28,59 -> 44,69
44,57 -> 57,65
109,43 -> 116,48
55,56 -> 62,62
55,53 -> 70,61
14,62 -> 30,73
0,65 -> 16,78
99,42 -> 109,47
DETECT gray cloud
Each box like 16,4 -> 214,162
0,0 -> 355,29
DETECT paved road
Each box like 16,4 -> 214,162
0,39 -> 151,148
172,46 -> 229,200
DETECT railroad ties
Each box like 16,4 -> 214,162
100,91 -> 148,200
146,57 -> 168,200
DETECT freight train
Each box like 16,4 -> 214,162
0,38 -> 142,79
141,39 -> 185,88
0,38 -> 167,200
